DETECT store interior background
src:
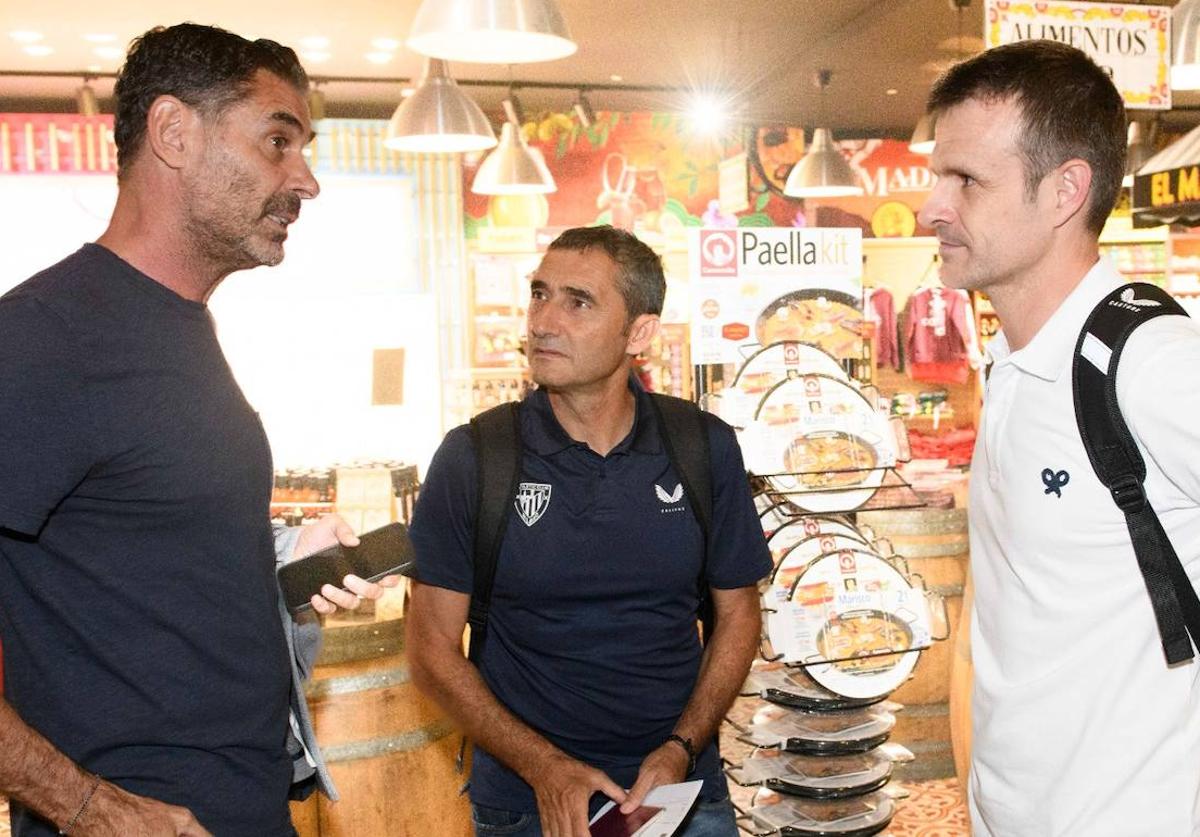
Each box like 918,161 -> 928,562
4,0 -> 1197,478
1,2 -> 1196,834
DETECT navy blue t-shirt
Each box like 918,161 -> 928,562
0,245 -> 293,836
411,382 -> 771,813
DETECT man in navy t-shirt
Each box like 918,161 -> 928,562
0,24 -> 394,837
407,226 -> 771,837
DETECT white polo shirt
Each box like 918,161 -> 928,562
969,258 -> 1200,836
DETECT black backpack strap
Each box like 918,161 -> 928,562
1072,282 -> 1197,664
647,393 -> 715,641
467,401 -> 523,665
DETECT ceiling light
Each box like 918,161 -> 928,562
23,44 -> 53,57
573,89 -> 596,128
912,1 -> 968,154
83,33 -> 116,43
371,38 -> 401,51
9,31 -> 43,44
503,94 -> 526,128
886,88 -> 899,96
1123,119 -> 1158,187
92,46 -> 124,60
365,51 -> 394,64
86,64 -> 102,73
610,74 -> 623,82
308,87 -> 326,122
909,113 -> 935,154
407,0 -> 577,64
76,82 -> 99,117
401,87 -> 416,98
784,70 -> 863,198
472,122 -> 556,194
301,50 -> 332,64
384,57 -> 497,153
687,94 -> 729,136
300,36 -> 330,50
1174,0 -> 1200,89
784,128 -> 863,197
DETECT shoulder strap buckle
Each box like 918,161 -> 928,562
1110,473 -> 1146,514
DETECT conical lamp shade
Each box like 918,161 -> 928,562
784,128 -> 863,198
384,58 -> 497,153
909,113 -> 935,155
408,0 -> 577,64
1173,0 -> 1200,90
1123,120 -> 1155,187
472,123 -> 557,195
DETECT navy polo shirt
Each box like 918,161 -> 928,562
411,381 -> 771,813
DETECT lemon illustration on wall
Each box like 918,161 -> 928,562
488,194 -> 550,228
870,201 -> 917,238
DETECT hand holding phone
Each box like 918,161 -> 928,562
277,522 -> 415,614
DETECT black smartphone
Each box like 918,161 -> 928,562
277,522 -> 416,614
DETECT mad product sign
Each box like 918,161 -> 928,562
689,227 -> 863,365
985,0 -> 1170,109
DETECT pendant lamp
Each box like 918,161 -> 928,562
1123,119 -> 1157,188
472,109 -> 556,195
76,82 -> 99,117
910,0 -> 972,154
784,70 -> 863,198
908,114 -> 935,155
407,0 -> 577,65
1173,0 -> 1200,90
384,58 -> 497,153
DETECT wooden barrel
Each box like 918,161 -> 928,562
290,617 -> 471,837
855,507 -> 968,781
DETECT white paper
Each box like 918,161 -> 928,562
588,780 -> 704,836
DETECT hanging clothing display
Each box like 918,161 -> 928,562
901,287 -> 981,384
864,287 -> 899,371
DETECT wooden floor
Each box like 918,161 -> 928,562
0,787 -> 968,836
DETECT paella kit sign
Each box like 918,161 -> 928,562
984,0 -> 1171,109
688,227 -> 863,366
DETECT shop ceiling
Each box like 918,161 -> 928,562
3,0 -> 1200,136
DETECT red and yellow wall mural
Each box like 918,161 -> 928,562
463,111 -> 937,239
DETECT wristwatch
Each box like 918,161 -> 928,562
664,733 -> 696,774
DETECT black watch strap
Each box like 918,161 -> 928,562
664,734 -> 696,774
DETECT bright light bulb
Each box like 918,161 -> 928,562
1172,63 -> 1200,91
9,30 -> 44,44
365,51 -> 393,65
301,50 -> 332,64
23,44 -> 53,57
300,36 -> 330,50
371,38 -> 400,51
688,95 -> 728,136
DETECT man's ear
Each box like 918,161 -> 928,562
625,313 -> 661,357
1049,158 -> 1093,229
143,95 -> 200,170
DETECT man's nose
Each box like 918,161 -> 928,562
292,150 -> 320,200
917,182 -> 951,229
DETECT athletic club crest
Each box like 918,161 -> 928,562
514,482 -> 552,527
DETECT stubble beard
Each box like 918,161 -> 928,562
183,148 -> 293,273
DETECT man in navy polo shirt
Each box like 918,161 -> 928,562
407,226 -> 770,837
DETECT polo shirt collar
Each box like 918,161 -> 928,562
994,257 -> 1123,382
522,374 -> 662,457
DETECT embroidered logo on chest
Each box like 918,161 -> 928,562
655,483 -> 683,504
1041,468 -> 1070,498
514,482 -> 552,527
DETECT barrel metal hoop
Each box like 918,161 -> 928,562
304,665 -> 411,699
319,720 -> 455,763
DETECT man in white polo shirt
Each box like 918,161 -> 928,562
918,40 -> 1200,836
